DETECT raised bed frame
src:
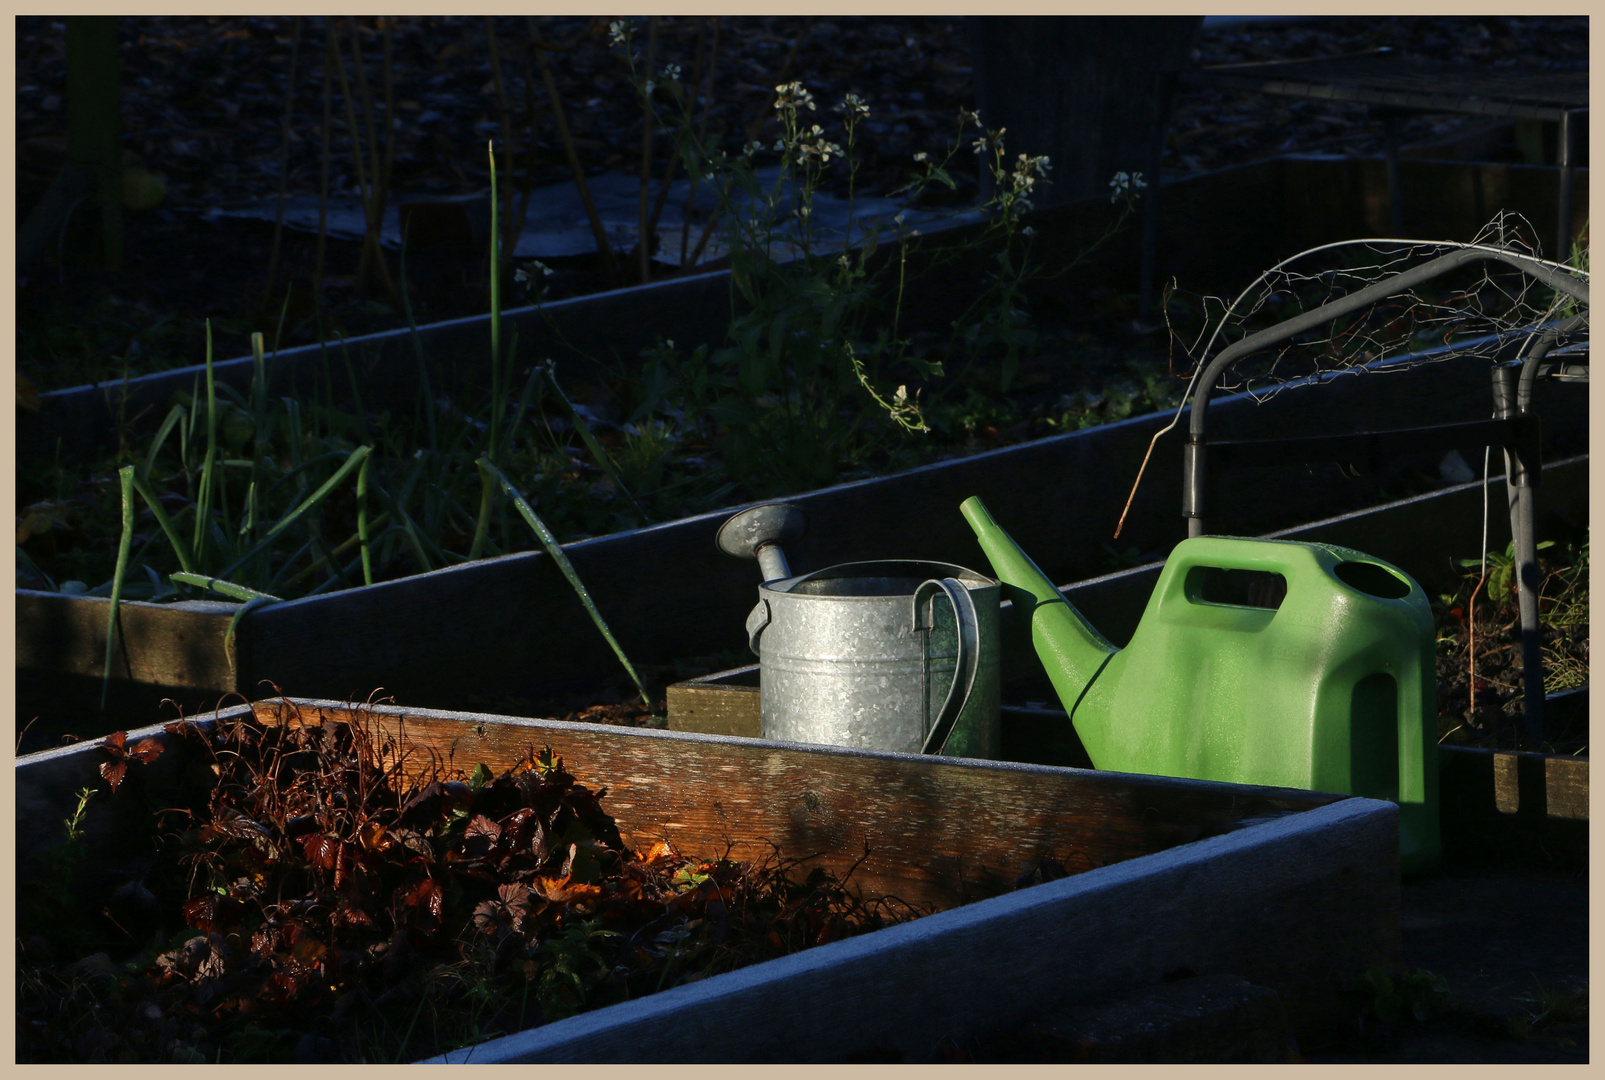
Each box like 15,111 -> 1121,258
15,697 -> 1398,1062
666,457 -> 1590,860
16,379 -> 1588,732
15,155 -> 1590,732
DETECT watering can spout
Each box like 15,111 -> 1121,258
960,497 -> 1117,710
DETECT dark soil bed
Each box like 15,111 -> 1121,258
16,709 -> 927,1063
16,15 -> 1587,391
1432,533 -> 1589,754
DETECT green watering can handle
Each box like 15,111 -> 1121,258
911,577 -> 980,756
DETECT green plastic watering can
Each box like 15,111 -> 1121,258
961,496 -> 1441,875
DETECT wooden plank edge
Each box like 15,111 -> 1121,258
1438,743 -> 1590,822
16,696 -> 1338,813
425,796 -> 1398,1063
239,698 -> 1343,807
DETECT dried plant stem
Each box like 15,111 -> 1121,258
529,18 -> 619,286
1467,572 -> 1486,720
638,15 -> 658,283
485,17 -> 535,263
680,16 -> 721,268
486,141 -> 506,459
334,17 -> 397,300
313,23 -> 334,294
1113,428 -> 1163,540
261,16 -> 302,310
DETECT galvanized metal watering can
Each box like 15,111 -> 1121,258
718,504 -> 1001,758
960,496 -> 1441,874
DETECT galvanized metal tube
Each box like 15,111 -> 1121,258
755,544 -> 791,584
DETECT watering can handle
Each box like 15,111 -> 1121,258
912,577 -> 980,756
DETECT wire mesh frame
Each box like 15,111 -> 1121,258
1175,227 -> 1588,744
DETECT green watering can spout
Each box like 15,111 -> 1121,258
959,497 -> 1118,716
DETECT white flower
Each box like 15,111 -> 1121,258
744,140 -> 764,157
607,20 -> 627,46
837,92 -> 870,119
643,80 -> 655,96
894,211 -> 907,225
913,151 -> 928,162
663,63 -> 682,82
1108,170 -> 1146,202
959,108 -> 980,126
838,254 -> 851,270
514,259 -> 553,285
773,139 -> 786,152
971,136 -> 988,155
774,81 -> 816,113
1021,226 -> 1036,237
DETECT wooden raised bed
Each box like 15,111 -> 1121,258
15,697 -> 1398,1062
667,461 -> 1590,861
16,373 -> 1588,732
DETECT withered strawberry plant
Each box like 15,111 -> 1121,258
16,708 -> 928,1063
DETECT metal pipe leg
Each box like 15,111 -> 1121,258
1510,483 -> 1545,747
1492,362 -> 1544,746
1555,109 -> 1575,262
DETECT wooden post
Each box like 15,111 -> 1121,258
968,16 -> 1202,208
66,15 -> 123,270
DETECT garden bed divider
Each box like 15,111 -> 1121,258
16,361 -> 1587,732
15,696 -> 1398,1061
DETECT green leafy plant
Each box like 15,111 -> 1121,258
1506,977 -> 1588,1040
1353,966 -> 1450,1026
1455,538 -> 1555,607
22,54 -> 1146,629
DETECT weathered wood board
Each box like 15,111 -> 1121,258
428,798 -> 1395,1063
15,697 -> 1398,1060
1437,743 -> 1589,865
245,700 -> 1344,907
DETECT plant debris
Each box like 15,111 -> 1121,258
17,708 -> 928,1063
1434,531 -> 1588,753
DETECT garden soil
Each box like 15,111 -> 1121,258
16,15 -> 1588,390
